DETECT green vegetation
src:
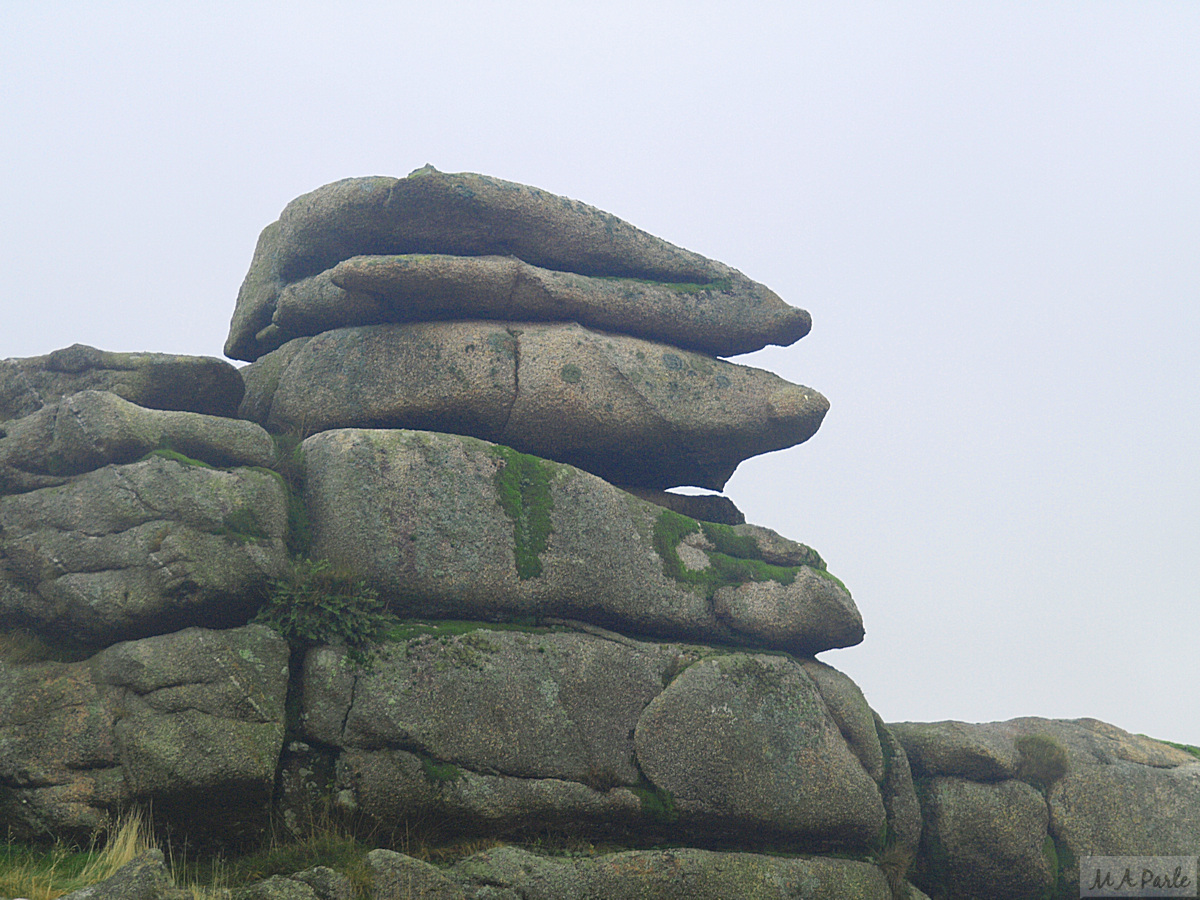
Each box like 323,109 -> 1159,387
0,808 -> 155,900
269,432 -> 312,557
651,509 -> 846,597
385,617 -> 545,642
1158,739 -> 1200,761
185,817 -> 376,899
420,754 -> 465,785
218,507 -> 270,544
1015,733 -> 1070,794
254,559 -> 390,666
629,777 -> 678,824
559,363 -> 582,383
490,445 -> 555,579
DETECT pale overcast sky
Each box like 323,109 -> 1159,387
3,2 -> 1198,743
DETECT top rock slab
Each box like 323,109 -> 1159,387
226,166 -> 810,361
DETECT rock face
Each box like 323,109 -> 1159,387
298,629 -> 909,858
58,849 -> 190,900
0,452 -> 289,644
0,390 -> 276,494
367,845 -> 895,900
240,321 -> 827,491
302,428 -> 861,654
0,625 -> 289,842
226,166 -> 810,361
892,717 -> 1200,900
4,169 -> 1196,900
0,343 -> 244,422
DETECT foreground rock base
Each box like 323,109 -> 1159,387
0,625 -> 289,843
294,627 -> 919,868
368,846 -> 903,900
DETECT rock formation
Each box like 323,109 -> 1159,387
2,167 -> 1196,900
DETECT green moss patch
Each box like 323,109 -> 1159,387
218,507 -> 270,544
1015,733 -> 1070,794
651,510 -> 845,598
420,754 -> 465,785
267,434 -> 311,557
630,777 -> 678,824
385,617 -> 546,642
1158,739 -> 1200,761
491,445 -> 555,579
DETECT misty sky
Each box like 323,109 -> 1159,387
3,2 -> 1198,743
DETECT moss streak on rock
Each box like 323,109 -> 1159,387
490,446 -> 554,579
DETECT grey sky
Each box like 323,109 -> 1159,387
4,2 -> 1198,743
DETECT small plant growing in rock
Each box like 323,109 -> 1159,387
254,558 -> 390,665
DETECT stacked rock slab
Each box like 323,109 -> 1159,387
0,349 -> 292,843
230,166 -> 827,492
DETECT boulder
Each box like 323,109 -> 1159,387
227,166 -> 808,362
57,849 -> 189,900
0,625 -> 289,842
257,252 -> 810,359
910,777 -> 1056,900
368,845 -> 896,900
0,649 -> 122,837
300,630 -> 905,853
302,428 -> 861,655
233,875 -> 320,900
0,390 -> 276,494
635,654 -> 886,848
248,321 -> 828,491
893,717 -> 1200,899
0,344 -> 243,422
0,455 -> 289,644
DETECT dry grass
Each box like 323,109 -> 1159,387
0,807 -> 154,900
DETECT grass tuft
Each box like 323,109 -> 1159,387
0,807 -> 154,900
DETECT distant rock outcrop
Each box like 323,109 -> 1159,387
0,343 -> 243,422
892,717 -> 1200,899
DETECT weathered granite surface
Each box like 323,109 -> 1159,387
299,629 -> 915,860
227,166 -> 809,361
302,427 -> 860,655
893,717 -> 1200,899
0,625 -> 289,842
1,344 -> 243,422
240,321 -> 827,491
0,455 -> 288,644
